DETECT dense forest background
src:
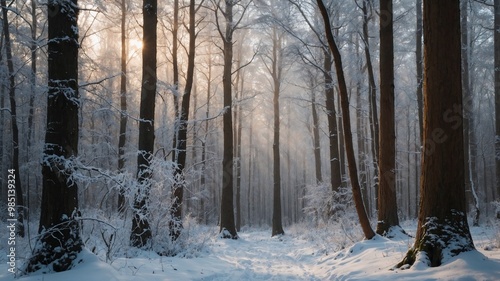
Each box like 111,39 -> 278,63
0,0 -> 499,258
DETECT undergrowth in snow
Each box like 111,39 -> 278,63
1,218 -> 499,280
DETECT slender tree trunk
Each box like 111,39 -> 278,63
25,0 -> 83,272
407,108 -> 411,219
415,0 -> 423,219
200,52 -> 213,225
271,28 -> 284,237
361,0 -> 379,208
2,0 -> 25,238
376,0 -> 400,236
118,0 -> 128,214
416,0 -> 424,143
461,0 -> 479,226
172,0 -> 180,126
323,50 -> 342,192
317,0 -> 375,240
233,41 -> 244,231
130,0 -> 157,248
310,76 -> 323,184
169,0 -> 196,241
247,114 -> 254,226
357,78 -> 370,217
236,73 -> 244,229
219,1 -> 237,239
27,0 -> 37,156
398,0 -> 475,267
494,0 -> 500,204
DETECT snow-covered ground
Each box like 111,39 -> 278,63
1,221 -> 499,281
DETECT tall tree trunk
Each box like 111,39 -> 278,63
169,0 -> 196,241
233,39 -> 244,232
323,50 -> 342,192
200,52 -> 213,225
357,76 -> 370,217
130,0 -> 157,248
118,0 -> 128,214
416,0 -> 424,143
415,0 -> 423,219
398,0 -> 475,267
25,0 -> 83,272
407,108 -> 411,219
376,0 -> 400,236
27,0 -> 37,157
2,0 -> 25,238
310,76 -> 323,184
247,114 -> 254,225
461,0 -> 479,226
271,28 -> 284,237
219,1 -> 237,239
494,0 -> 500,204
317,0 -> 375,240
235,73 -> 244,230
172,0 -> 180,126
361,0 -> 379,208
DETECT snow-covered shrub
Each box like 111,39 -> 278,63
302,183 -> 354,225
291,182 -> 362,255
69,155 -> 210,261
493,200 -> 500,220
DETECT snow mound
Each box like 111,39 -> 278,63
0,248 -> 120,281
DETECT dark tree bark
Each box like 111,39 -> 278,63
398,0 -> 475,268
310,76 -> 323,184
270,28 -> 285,237
360,0 -> 379,209
376,0 -> 400,236
323,50 -> 342,192
494,0 -> 500,204
219,0 -> 237,239
416,0 -> 423,143
172,0 -> 180,120
27,0 -> 37,157
24,0 -> 83,272
118,0 -> 128,214
169,0 -> 197,241
1,0 -> 25,237
130,0 -> 157,248
317,0 -> 375,240
415,0 -> 423,218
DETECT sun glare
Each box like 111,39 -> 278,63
130,39 -> 143,50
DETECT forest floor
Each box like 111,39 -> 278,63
1,220 -> 499,280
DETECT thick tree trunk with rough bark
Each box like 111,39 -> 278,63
25,0 -> 83,272
376,0 -> 400,236
398,0 -> 475,268
130,0 -> 157,248
317,0 -> 375,240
